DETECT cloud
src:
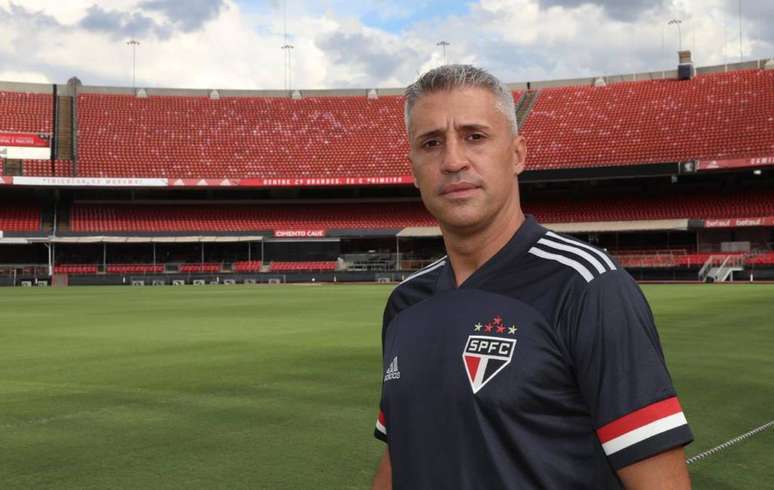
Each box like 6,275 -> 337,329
79,5 -> 172,39
141,0 -> 226,32
0,2 -> 60,31
0,69 -> 51,84
0,0 -> 772,92
538,0 -> 666,22
315,28 -> 420,84
730,0 -> 774,44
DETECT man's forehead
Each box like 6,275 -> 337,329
409,87 -> 505,135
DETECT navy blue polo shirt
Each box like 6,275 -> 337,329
374,214 -> 692,489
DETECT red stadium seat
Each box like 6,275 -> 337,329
270,261 -> 337,271
179,263 -> 221,273
8,70 -> 774,179
106,264 -> 164,273
72,92 -> 519,179
0,205 -> 42,232
68,202 -> 437,232
54,264 -> 98,274
232,261 -> 263,272
68,189 -> 774,233
522,69 -> 774,170
747,252 -> 774,265
525,190 -> 774,223
0,91 -> 52,133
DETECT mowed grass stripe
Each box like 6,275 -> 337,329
0,284 -> 772,489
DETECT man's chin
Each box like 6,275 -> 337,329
434,209 -> 487,232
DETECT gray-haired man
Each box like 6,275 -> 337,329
371,65 -> 692,489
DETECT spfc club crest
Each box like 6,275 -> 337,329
462,315 -> 518,394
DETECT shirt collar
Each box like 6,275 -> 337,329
435,214 -> 546,292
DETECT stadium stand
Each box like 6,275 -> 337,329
613,251 -> 772,269
270,261 -> 337,271
232,261 -> 263,272
106,264 -> 164,274
5,69 -> 773,180
0,205 -> 42,232
179,263 -> 221,273
526,189 -> 774,223
674,253 -> 719,267
66,69 -> 774,179
54,264 -> 98,274
522,69 -> 774,170
76,94 -> 412,178
68,202 -> 437,232
65,188 -> 774,234
0,91 -> 52,133
75,91 -> 522,179
21,159 -> 73,176
747,252 -> 774,265
613,250 -> 685,268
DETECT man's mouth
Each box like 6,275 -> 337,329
440,182 -> 480,196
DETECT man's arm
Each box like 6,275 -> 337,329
371,448 -> 392,490
617,447 -> 691,490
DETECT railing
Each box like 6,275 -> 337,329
340,254 -> 440,272
699,254 -> 746,282
698,255 -> 724,282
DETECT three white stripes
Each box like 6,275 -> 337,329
546,231 -> 616,270
530,232 -> 616,283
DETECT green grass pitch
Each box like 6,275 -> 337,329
0,284 -> 772,489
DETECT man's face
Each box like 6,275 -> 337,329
407,87 -> 526,233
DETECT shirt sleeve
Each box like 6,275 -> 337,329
564,269 -> 693,470
373,296 -> 396,444
374,405 -> 388,443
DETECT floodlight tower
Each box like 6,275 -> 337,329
281,0 -> 295,91
282,43 -> 294,91
437,41 -> 450,65
127,39 -> 140,88
668,19 -> 683,51
738,0 -> 743,62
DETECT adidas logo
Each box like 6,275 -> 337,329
384,356 -> 401,382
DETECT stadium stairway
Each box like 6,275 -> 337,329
515,90 -> 539,128
55,94 -> 74,163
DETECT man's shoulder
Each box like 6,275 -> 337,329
384,256 -> 447,321
524,228 -> 620,286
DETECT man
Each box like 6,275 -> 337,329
371,65 -> 693,489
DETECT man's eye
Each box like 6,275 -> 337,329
468,133 -> 485,141
422,139 -> 441,149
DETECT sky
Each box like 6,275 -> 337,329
0,0 -> 772,90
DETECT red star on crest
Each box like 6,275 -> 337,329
496,325 -> 506,334
493,316 -> 503,326
484,323 -> 493,333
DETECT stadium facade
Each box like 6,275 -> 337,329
1,54 -> 773,286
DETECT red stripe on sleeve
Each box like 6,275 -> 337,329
378,410 -> 386,427
597,397 -> 683,443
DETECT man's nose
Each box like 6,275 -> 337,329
440,138 -> 469,173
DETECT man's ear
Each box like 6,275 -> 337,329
512,135 -> 527,176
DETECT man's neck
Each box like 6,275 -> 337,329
442,207 -> 525,287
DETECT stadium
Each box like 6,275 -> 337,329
1,47 -> 773,487
2,54 -> 774,285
